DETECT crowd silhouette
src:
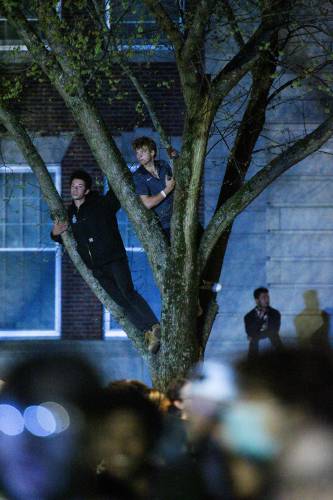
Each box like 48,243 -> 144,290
0,345 -> 332,499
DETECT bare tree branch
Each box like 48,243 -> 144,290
268,61 -> 330,104
89,0 -> 174,153
182,0 -> 215,61
221,0 -> 245,49
199,37 -> 277,346
122,64 -> 174,152
142,0 -> 205,111
210,24 -> 275,105
211,0 -> 289,107
142,0 -> 184,53
198,112 -> 333,274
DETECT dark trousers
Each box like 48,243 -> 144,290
248,332 -> 284,359
93,258 -> 158,332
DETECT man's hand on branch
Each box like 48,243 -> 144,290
52,220 -> 69,236
167,147 -> 179,159
165,175 -> 175,195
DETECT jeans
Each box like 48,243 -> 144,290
93,258 -> 158,332
248,332 -> 284,359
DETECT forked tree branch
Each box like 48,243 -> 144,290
211,0 -> 289,107
221,0 -> 245,49
199,112 -> 333,273
142,0 -> 184,53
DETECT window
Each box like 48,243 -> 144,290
103,166 -> 161,337
105,0 -> 182,52
0,165 -> 61,338
0,1 -> 62,51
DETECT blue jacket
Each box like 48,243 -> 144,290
133,160 -> 173,229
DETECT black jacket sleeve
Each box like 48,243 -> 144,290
50,231 -> 63,244
268,308 -> 281,335
244,312 -> 260,338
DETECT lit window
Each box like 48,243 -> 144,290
0,165 -> 61,337
0,1 -> 62,51
104,0 -> 182,52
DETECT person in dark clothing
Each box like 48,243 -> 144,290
51,169 -> 160,352
132,137 -> 176,239
94,384 -> 164,500
244,287 -> 283,359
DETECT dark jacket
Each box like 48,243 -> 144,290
51,189 -> 126,269
244,306 -> 281,339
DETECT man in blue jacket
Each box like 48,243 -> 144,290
132,137 -> 176,239
51,169 -> 160,353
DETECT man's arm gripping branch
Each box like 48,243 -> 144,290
140,175 -> 175,209
52,220 -> 69,237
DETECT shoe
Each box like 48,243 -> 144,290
144,323 -> 161,354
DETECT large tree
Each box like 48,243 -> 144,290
1,0 -> 333,389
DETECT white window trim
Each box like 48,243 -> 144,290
0,1 -> 62,51
0,164 -> 61,339
103,246 -> 145,339
104,0 -> 177,52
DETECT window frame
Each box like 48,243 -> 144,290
103,246 -> 146,338
0,1 -> 62,52
0,164 -> 61,339
104,0 -> 181,52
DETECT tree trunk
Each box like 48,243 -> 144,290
149,103 -> 212,391
150,261 -> 201,391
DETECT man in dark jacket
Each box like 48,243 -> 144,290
244,287 -> 283,359
51,169 -> 160,352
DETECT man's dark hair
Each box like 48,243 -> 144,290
70,169 -> 92,191
132,136 -> 157,156
253,287 -> 269,299
102,383 -> 163,451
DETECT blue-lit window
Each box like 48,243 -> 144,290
0,165 -> 61,337
104,0 -> 182,52
0,1 -> 62,51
